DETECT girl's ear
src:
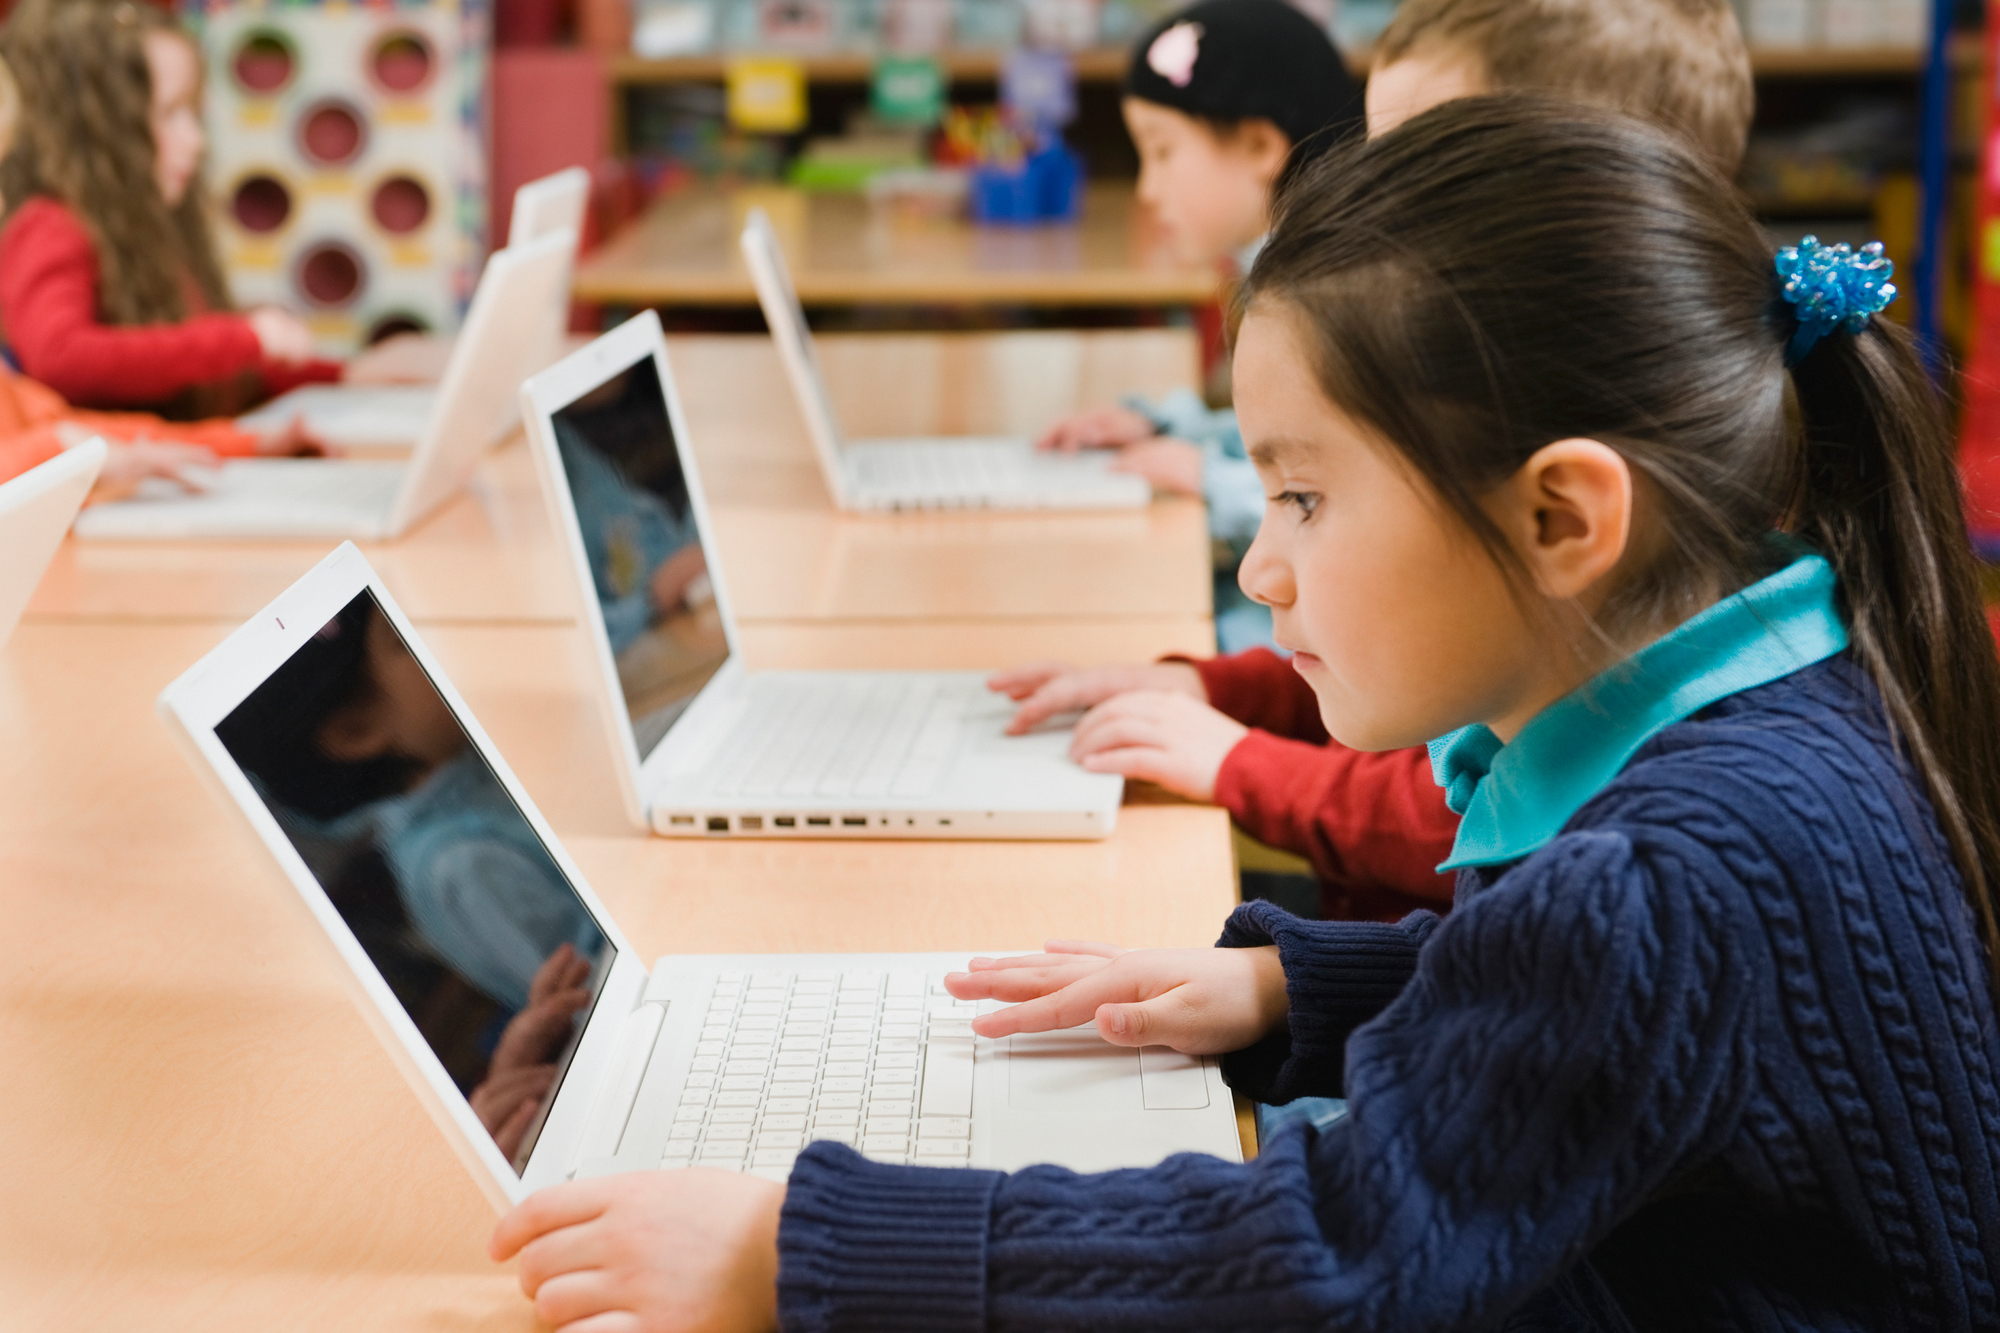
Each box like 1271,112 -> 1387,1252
1235,118 -> 1295,185
1488,438 -> 1634,603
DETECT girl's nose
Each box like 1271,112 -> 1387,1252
1238,528 -> 1293,609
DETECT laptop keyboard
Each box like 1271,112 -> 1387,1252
661,969 -> 979,1180
217,460 -> 406,508
708,678 -> 967,800
849,443 -> 1020,500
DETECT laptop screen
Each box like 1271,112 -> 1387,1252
549,351 -> 729,761
214,589 -> 614,1174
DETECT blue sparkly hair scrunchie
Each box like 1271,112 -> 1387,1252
1775,236 -> 1898,366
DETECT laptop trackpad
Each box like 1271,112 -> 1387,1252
1006,1029 -> 1208,1110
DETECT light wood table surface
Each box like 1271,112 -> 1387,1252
573,183 -> 1221,308
26,330 -> 1212,633
0,612 -> 1236,1331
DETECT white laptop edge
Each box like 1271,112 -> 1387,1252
518,311 -> 752,834
386,226 -> 580,537
510,166 -> 592,247
0,438 -> 105,644
738,209 -> 854,510
154,540 -> 650,1210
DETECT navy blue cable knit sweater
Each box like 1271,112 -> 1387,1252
775,656 -> 2000,1330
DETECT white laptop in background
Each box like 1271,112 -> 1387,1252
237,167 -> 590,450
155,540 -> 1240,1206
522,312 -> 1122,841
0,438 -> 103,645
738,208 -> 1152,513
73,229 -> 576,542
509,165 -> 591,246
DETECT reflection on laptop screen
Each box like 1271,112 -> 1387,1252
550,354 -> 729,759
214,589 -> 613,1173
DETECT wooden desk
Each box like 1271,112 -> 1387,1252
0,619 -> 1235,1331
572,183 -> 1221,309
27,331 -> 1212,637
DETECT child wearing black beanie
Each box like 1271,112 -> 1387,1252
1038,0 -> 1362,653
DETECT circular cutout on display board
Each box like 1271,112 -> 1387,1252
369,30 -> 435,94
229,173 -> 294,234
370,175 -> 433,234
231,30 -> 296,96
295,241 -> 366,309
366,312 -> 432,344
298,99 -> 368,168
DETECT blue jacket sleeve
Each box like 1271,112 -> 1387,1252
1213,900 -> 1439,1103
775,827 -> 1758,1332
1127,389 -> 1263,552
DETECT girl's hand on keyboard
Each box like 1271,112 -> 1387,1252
1037,405 -> 1155,452
1110,437 -> 1204,496
493,1168 -> 783,1333
1068,690 -> 1248,802
251,415 -> 328,458
946,944 -> 1288,1055
89,440 -> 219,501
990,661 -> 1206,735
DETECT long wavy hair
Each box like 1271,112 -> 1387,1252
0,0 -> 232,327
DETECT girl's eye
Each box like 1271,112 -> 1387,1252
1273,490 -> 1320,519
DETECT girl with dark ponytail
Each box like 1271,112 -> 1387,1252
489,99 -> 2000,1333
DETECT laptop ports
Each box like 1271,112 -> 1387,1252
706,816 -> 729,833
841,816 -> 867,827
774,816 -> 796,828
669,814 -> 695,827
739,815 -> 764,831
805,816 -> 831,827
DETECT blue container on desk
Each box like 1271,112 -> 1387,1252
970,141 -> 1082,225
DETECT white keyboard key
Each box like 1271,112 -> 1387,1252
825,1061 -> 869,1078
723,1061 -> 767,1078
706,1122 -> 753,1141
818,1092 -> 862,1109
661,1149 -> 695,1167
770,1081 -> 816,1098
879,1024 -> 921,1040
886,972 -> 926,995
811,1128 -> 858,1145
689,1057 -> 721,1073
875,1052 -> 919,1069
710,1108 -> 757,1124
748,1166 -> 793,1182
673,1106 -> 706,1123
761,1113 -> 808,1131
872,1069 -> 917,1089
861,1136 -> 910,1157
667,1123 -> 701,1141
813,1110 -> 860,1128
915,1152 -> 972,1168
684,1073 -> 717,1088
695,1041 -> 726,1057
916,1117 -> 971,1138
774,1052 -> 819,1068
755,1131 -> 805,1150
766,1097 -> 811,1114
719,1076 -> 765,1092
715,1092 -> 761,1108
752,1149 -> 800,1168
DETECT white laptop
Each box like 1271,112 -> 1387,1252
156,540 -> 1240,1207
521,311 -> 1122,841
509,165 -> 591,247
234,168 -> 589,450
73,229 -> 577,542
739,208 -> 1152,513
0,438 -> 104,646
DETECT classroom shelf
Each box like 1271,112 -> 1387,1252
609,47 -> 1129,83
608,36 -> 1978,87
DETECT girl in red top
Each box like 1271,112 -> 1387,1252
0,0 -> 341,418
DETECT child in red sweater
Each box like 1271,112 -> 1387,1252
0,0 -> 340,417
997,0 -> 1755,920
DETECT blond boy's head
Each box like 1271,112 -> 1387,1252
1367,0 -> 1753,175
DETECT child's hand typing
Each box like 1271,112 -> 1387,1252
1037,405 -> 1156,452
247,306 -> 318,364
491,1169 -> 783,1333
1111,437 -> 1205,496
1069,690 -> 1248,802
89,439 -> 219,500
946,941 -> 1288,1054
989,660 -> 1207,734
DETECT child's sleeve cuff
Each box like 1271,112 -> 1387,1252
778,1142 -> 1002,1333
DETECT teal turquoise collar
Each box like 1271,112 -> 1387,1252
1428,551 -> 1849,871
